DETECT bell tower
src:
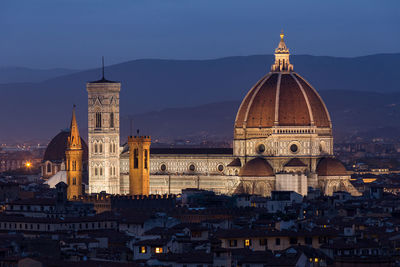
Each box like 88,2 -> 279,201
87,59 -> 121,194
66,106 -> 83,200
128,135 -> 151,195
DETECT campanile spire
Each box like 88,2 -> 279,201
68,105 -> 82,150
271,31 -> 293,72
66,106 -> 83,200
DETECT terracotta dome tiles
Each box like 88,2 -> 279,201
239,157 -> 274,177
234,72 -> 331,129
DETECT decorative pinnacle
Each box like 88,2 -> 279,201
280,29 -> 284,40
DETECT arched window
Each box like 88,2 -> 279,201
72,177 -> 76,185
95,168 -> 98,176
134,149 -> 138,169
109,143 -> 113,154
99,144 -> 103,153
144,149 -> 148,169
110,112 -> 114,128
100,168 -> 103,176
72,161 -> 76,171
95,112 -> 102,128
109,167 -> 112,176
94,144 -> 98,153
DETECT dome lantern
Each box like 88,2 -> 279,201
271,31 -> 294,72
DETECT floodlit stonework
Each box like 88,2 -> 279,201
87,77 -> 121,194
81,33 -> 359,197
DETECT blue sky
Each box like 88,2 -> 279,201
1,0 -> 399,69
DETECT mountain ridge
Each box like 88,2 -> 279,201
1,54 -> 399,142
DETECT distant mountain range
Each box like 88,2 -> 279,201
0,67 -> 78,84
0,54 -> 399,143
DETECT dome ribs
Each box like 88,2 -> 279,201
234,72 -> 331,130
294,73 -> 331,128
234,76 -> 267,128
245,74 -> 278,128
278,74 -> 311,126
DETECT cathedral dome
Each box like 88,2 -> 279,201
234,33 -> 331,130
316,158 -> 348,176
235,73 -> 331,128
239,157 -> 274,177
43,129 -> 88,163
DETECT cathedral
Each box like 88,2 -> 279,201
42,33 -> 359,197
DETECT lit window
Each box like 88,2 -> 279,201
314,258 -> 319,263
245,239 -> 250,247
140,246 -> 147,254
155,247 -> 163,253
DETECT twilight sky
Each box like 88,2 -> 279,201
1,0 -> 399,69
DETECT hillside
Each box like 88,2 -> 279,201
0,54 -> 399,142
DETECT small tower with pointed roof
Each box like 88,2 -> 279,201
271,31 -> 294,72
66,106 -> 83,200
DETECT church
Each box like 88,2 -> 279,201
42,33 -> 360,197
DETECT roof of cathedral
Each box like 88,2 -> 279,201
234,33 -> 331,129
316,158 -> 348,176
140,147 -> 232,155
239,157 -> 274,177
227,157 -> 241,167
43,130 -> 88,163
285,158 -> 307,167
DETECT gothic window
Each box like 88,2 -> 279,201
144,149 -> 148,169
72,177 -> 76,185
113,144 -> 116,153
109,143 -> 112,154
134,149 -> 138,169
100,168 -> 103,176
110,167 -> 112,176
99,144 -> 103,153
95,168 -> 98,176
72,161 -> 76,171
95,112 -> 102,128
94,144 -> 98,153
47,163 -> 51,173
110,112 -> 114,128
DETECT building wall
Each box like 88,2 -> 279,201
233,126 -> 333,172
119,153 -> 239,195
87,82 -> 121,194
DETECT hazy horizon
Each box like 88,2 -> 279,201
2,52 -> 400,71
